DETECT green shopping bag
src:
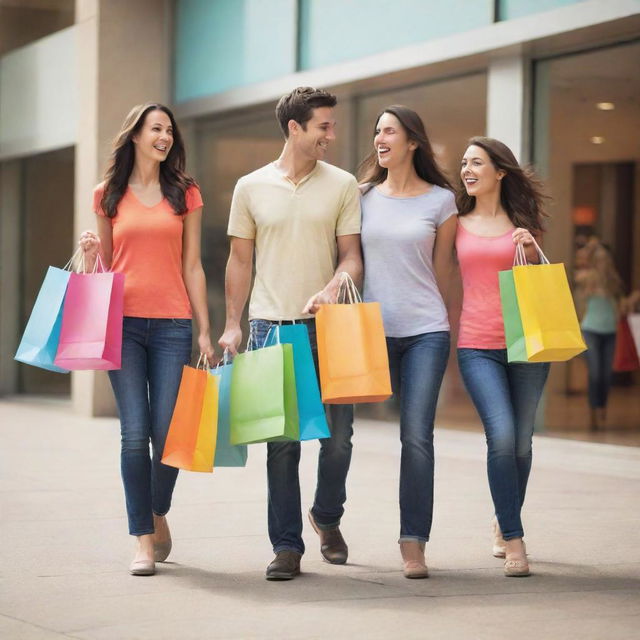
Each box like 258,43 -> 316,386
229,343 -> 299,445
499,269 -> 528,362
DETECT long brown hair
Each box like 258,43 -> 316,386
357,105 -> 452,190
100,103 -> 195,218
456,136 -> 548,233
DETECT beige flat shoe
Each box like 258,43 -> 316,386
129,558 -> 155,576
504,558 -> 530,577
153,514 -> 172,563
400,541 -> 429,579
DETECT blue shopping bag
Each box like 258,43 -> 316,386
15,266 -> 71,373
265,324 -> 330,441
210,360 -> 248,467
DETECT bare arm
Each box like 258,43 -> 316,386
433,215 -> 457,307
218,236 -> 254,354
302,233 -> 363,314
182,208 -> 215,364
78,215 -> 113,271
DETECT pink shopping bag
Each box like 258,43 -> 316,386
54,257 -> 124,370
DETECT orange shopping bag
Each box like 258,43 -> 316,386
316,273 -> 392,404
162,356 -> 218,473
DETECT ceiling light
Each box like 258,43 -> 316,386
596,102 -> 615,111
590,136 -> 605,144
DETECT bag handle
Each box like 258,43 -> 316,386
63,247 -> 83,272
212,348 -> 232,373
336,272 -> 362,304
513,238 -> 550,266
195,353 -> 210,370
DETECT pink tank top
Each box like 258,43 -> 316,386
455,222 -> 516,349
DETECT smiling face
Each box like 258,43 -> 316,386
290,106 -> 336,161
373,111 -> 416,171
460,144 -> 505,197
132,109 -> 173,163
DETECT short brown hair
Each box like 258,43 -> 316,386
275,87 -> 337,138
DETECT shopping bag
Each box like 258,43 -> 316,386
499,269 -> 528,363
15,265 -> 72,373
612,316 -> 640,372
499,242 -> 586,362
162,358 -> 218,473
54,255 -> 124,370
265,324 -> 330,440
628,313 -> 640,356
229,342 -> 299,445
210,355 -> 248,467
316,273 -> 392,404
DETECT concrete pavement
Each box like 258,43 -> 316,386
1,396 -> 639,640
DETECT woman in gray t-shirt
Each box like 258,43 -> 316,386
359,105 -> 457,578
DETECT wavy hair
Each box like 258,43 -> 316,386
456,136 -> 548,233
100,103 -> 195,218
357,105 -> 452,190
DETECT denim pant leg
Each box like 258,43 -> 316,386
108,318 -> 154,536
147,319 -> 193,517
583,330 -> 616,408
307,321 -> 354,530
250,320 -> 305,554
457,348 -> 547,540
508,361 -> 550,507
388,332 -> 450,542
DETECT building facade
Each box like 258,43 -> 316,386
1,0 -> 639,432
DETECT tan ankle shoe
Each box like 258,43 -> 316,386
399,541 -> 429,579
492,517 -> 506,558
504,558 -> 530,577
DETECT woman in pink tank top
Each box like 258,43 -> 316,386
449,137 -> 549,577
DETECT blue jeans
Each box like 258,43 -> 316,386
582,330 -> 616,409
457,348 -> 549,540
108,317 -> 192,535
249,319 -> 354,555
387,331 -> 450,543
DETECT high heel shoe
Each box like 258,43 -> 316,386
400,541 -> 429,579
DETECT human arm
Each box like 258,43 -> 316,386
78,215 -> 113,271
512,227 -> 541,264
218,236 -> 254,355
302,233 -> 363,314
182,208 -> 215,365
433,215 -> 457,307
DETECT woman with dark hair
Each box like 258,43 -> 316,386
358,106 -> 457,578
80,103 -> 215,576
451,136 -> 550,577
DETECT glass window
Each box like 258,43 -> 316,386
498,0 -> 587,21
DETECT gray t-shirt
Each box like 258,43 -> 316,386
361,185 -> 456,338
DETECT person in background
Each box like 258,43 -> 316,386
574,237 -> 625,430
80,103 -> 215,576
358,105 -> 457,578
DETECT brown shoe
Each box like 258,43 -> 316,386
308,510 -> 348,564
265,551 -> 301,581
399,541 -> 429,579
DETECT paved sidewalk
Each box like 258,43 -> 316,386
1,396 -> 639,640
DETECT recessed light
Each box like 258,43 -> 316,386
590,136 -> 605,144
596,102 -> 615,111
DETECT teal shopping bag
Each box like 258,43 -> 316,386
210,361 -> 248,467
265,324 -> 330,440
499,269 -> 528,363
229,343 -> 299,445
15,266 -> 71,373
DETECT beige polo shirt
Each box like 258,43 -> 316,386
227,161 -> 361,320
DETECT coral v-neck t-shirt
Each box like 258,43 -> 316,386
93,184 -> 203,318
455,222 -> 516,349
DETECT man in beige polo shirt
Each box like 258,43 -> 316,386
219,87 -> 362,580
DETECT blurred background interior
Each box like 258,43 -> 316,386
1,0 -> 638,443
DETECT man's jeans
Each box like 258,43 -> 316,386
457,348 -> 549,540
108,317 -> 192,535
249,319 -> 354,555
387,331 -> 450,543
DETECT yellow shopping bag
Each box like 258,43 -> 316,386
511,242 -> 586,362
